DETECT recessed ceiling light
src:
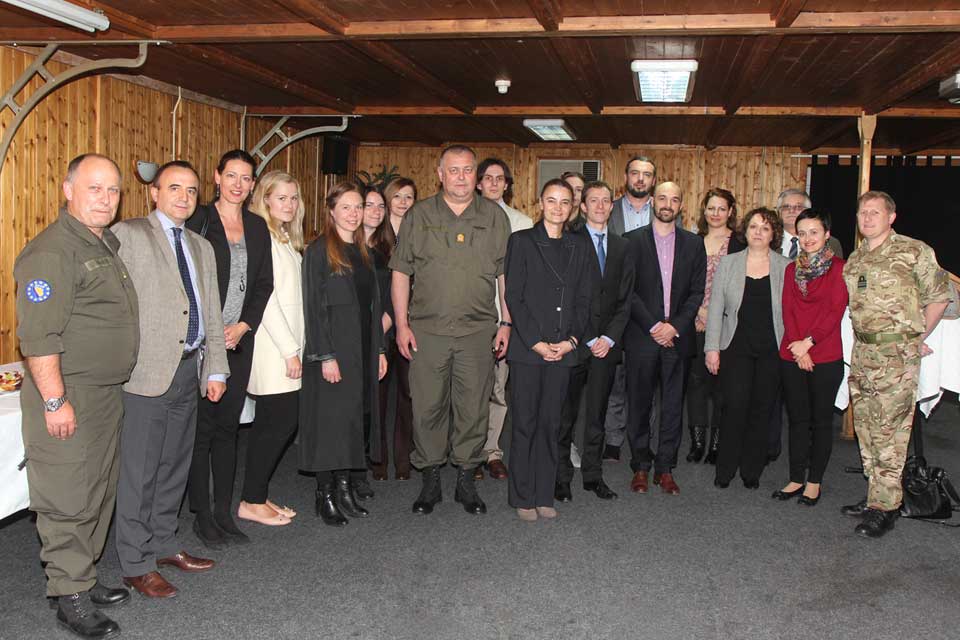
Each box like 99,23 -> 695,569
630,60 -> 699,103
522,119 -> 576,142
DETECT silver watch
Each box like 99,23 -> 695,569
43,395 -> 66,412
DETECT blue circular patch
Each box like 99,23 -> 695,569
25,279 -> 52,303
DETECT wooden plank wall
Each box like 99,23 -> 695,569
355,144 -> 811,229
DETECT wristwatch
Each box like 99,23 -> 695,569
43,395 -> 67,412
499,321 -> 513,327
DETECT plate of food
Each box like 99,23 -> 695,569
0,370 -> 23,392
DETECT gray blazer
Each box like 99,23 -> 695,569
113,211 -> 229,397
704,248 -> 790,353
608,197 -> 626,237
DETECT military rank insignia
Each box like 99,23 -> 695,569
456,233 -> 465,243
26,279 -> 52,303
857,275 -> 867,290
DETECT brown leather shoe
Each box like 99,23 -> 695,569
486,459 -> 508,480
473,466 -> 484,480
630,471 -> 649,493
123,572 -> 177,598
157,551 -> 215,573
654,472 -> 680,495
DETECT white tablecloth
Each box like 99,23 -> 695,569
0,361 -> 30,520
835,312 -> 960,417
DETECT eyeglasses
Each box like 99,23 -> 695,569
779,204 -> 806,212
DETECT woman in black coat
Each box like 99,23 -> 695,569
300,182 -> 388,527
505,179 -> 595,522
185,149 -> 274,546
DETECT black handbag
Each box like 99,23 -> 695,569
899,413 -> 960,525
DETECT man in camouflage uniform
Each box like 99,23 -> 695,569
842,190 -> 951,538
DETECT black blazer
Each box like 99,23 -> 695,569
186,203 -> 274,336
623,223 -> 706,358
505,222 -> 595,367
577,226 -> 635,365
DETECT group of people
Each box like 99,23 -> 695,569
14,145 -> 951,639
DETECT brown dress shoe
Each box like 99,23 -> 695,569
123,572 -> 177,598
395,469 -> 411,481
486,459 -> 508,480
653,472 -> 680,495
473,466 -> 484,481
630,471 -> 649,493
157,551 -> 215,573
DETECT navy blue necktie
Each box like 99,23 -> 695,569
789,236 -> 799,260
596,233 -> 606,276
172,227 -> 199,346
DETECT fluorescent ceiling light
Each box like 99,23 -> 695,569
2,0 -> 110,32
523,118 -> 576,142
630,59 -> 699,103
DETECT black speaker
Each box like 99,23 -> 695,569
322,136 -> 351,175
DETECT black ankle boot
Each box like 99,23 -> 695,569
353,474 -> 374,501
455,467 -> 487,515
686,425 -> 706,462
854,508 -> 898,538
57,592 -> 120,639
412,466 -> 442,515
704,427 -> 719,465
335,472 -> 369,518
315,481 -> 348,526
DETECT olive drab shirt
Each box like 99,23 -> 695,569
14,210 -> 140,386
842,231 -> 950,335
389,193 -> 511,337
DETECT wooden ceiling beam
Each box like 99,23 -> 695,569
371,117 -> 446,147
863,41 -> 960,114
770,0 -> 808,29
900,124 -> 960,154
271,0 -> 348,35
548,38 -> 603,114
346,40 -> 475,114
79,1 -> 157,38
475,118 -> 531,147
722,35 -> 784,115
801,118 -> 854,151
174,44 -> 352,112
703,117 -> 734,150
527,0 -> 563,32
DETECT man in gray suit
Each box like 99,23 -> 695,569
604,156 -> 658,461
112,161 -> 229,599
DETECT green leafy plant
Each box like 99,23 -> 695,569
355,164 -> 400,190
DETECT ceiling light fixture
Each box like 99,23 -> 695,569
630,59 -> 698,103
1,0 -> 110,33
523,118 -> 576,142
495,79 -> 511,95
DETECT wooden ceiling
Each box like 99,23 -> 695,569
3,0 -> 960,151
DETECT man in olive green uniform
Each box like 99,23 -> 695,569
390,145 -> 512,516
15,154 -> 139,638
842,190 -> 950,538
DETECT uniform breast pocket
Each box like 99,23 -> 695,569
469,226 -> 498,277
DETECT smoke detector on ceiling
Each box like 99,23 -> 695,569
495,79 -> 511,95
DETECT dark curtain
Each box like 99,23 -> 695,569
809,157 -> 960,274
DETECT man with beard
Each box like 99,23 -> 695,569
622,182 -> 706,495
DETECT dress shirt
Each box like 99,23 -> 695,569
585,224 -> 614,349
780,229 -> 796,258
654,226 -> 676,318
622,197 -> 653,233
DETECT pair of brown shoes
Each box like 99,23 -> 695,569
123,551 -> 215,599
630,471 -> 680,495
475,459 -> 508,481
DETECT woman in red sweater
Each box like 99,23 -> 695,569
773,209 -> 848,506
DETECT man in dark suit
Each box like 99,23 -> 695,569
556,181 -> 635,501
623,182 -> 706,495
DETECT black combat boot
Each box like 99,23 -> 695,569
841,497 -> 868,517
455,466 -> 487,515
412,466 -> 442,515
48,582 -> 130,611
686,425 -> 707,462
335,472 -> 369,518
854,508 -> 898,538
56,592 -> 120,638
315,480 -> 348,526
703,427 -> 720,465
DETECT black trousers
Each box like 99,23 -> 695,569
188,344 -> 253,515
625,346 -> 687,474
508,362 -> 571,509
716,348 -> 781,483
240,390 -> 299,504
686,332 -> 722,428
781,359 -> 844,485
558,355 -> 617,484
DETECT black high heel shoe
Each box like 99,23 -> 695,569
771,485 -> 805,500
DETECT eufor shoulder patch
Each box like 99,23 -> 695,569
25,279 -> 52,303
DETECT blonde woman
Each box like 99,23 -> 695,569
239,171 -> 305,526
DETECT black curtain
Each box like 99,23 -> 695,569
809,157 -> 960,274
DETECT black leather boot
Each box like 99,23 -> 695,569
56,592 -> 120,638
703,427 -> 720,465
455,467 -> 487,515
412,466 -> 442,515
315,481 -> 348,526
854,508 -> 898,538
841,497 -> 868,517
686,425 -> 706,462
335,472 -> 369,518
352,473 -> 374,501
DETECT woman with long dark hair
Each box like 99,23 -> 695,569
300,182 -> 388,526
186,150 -> 273,546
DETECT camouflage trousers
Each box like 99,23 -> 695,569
848,339 -> 920,511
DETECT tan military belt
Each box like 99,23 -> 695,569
854,331 -> 920,345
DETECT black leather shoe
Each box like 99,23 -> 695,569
49,583 -> 130,611
602,444 -> 621,462
335,473 -> 369,518
193,512 -> 228,550
315,483 -> 348,526
855,508 -> 898,538
412,466 -> 442,515
454,467 -> 487,515
57,592 -> 120,639
583,479 -> 618,500
554,482 -> 573,502
686,425 -> 707,463
772,485 -> 805,500
353,475 -> 375,501
841,497 -> 868,517
214,511 -> 251,544
798,493 -> 820,507
742,478 -> 760,490
704,428 -> 719,465
714,477 -> 730,489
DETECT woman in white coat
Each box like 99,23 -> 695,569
239,171 -> 305,526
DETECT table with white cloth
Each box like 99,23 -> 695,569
835,311 -> 960,417
0,361 -> 30,520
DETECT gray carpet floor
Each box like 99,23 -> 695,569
1,397 -> 958,640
